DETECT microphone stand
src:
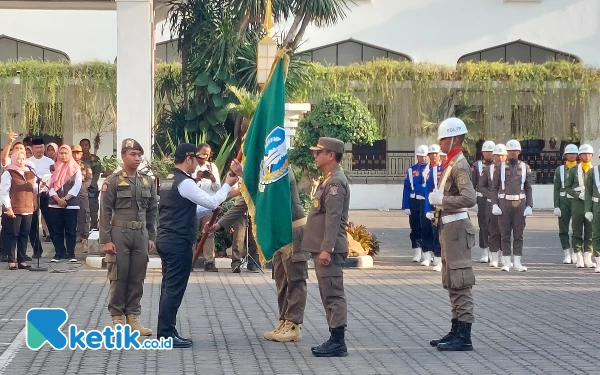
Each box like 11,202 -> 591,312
27,166 -> 47,272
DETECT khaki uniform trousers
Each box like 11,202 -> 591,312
199,215 -> 216,263
499,199 -> 526,256
440,219 -> 476,324
312,252 -> 347,328
486,201 -> 501,252
106,226 -> 149,317
272,225 -> 308,324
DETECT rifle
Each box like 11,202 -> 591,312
192,149 -> 243,266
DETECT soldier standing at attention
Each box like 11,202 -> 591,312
100,139 -> 157,335
423,144 -> 443,271
584,155 -> 600,273
478,144 -> 507,268
565,144 -> 596,268
402,145 -> 429,263
427,118 -> 477,352
554,144 -> 579,264
302,137 -> 350,357
80,138 -> 102,230
472,140 -> 495,263
156,143 -> 240,348
491,140 -> 533,272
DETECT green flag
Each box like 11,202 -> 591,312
240,56 -> 292,264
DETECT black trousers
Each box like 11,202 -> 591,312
29,194 -> 52,256
157,240 -> 193,338
3,214 -> 33,263
49,208 -> 78,258
432,224 -> 441,257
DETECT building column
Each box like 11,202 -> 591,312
284,103 -> 311,149
116,0 -> 154,158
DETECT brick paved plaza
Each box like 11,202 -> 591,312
0,211 -> 598,375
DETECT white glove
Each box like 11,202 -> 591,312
586,212 -> 594,222
425,212 -> 434,220
492,204 -> 502,216
579,192 -> 585,200
523,206 -> 533,216
553,207 -> 561,217
404,209 -> 411,216
428,190 -> 444,206
471,204 -> 478,212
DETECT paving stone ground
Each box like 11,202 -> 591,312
0,210 -> 599,375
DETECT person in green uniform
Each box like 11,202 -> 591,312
584,154 -> 600,273
554,144 -> 579,264
565,144 -> 596,268
99,138 -> 158,335
80,138 -> 102,230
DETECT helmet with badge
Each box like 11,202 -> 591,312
578,143 -> 594,155
481,141 -> 495,152
415,145 -> 429,156
505,139 -> 521,151
563,144 -> 579,155
428,144 -> 441,154
437,117 -> 468,140
492,144 -> 507,156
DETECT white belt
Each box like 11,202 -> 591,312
486,198 -> 491,203
574,187 -> 582,192
441,212 -> 469,224
503,193 -> 526,201
410,193 -> 415,198
560,192 -> 566,197
566,194 -> 574,199
414,195 -> 425,200
594,197 -> 599,203
476,192 -> 483,197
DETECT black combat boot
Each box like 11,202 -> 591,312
312,326 -> 348,357
429,319 -> 458,347
437,321 -> 473,351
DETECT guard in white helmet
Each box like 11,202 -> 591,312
478,144 -> 507,267
584,152 -> 600,273
554,144 -> 579,264
491,140 -> 533,272
402,145 -> 430,262
423,144 -> 442,270
428,118 -> 477,352
565,144 -> 596,268
472,141 -> 495,263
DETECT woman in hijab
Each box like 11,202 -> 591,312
46,142 -> 58,162
48,145 -> 82,263
0,150 -> 37,270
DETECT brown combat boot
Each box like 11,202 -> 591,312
264,320 -> 285,341
111,315 -> 126,329
81,239 -> 88,253
126,314 -> 153,336
273,320 -> 302,342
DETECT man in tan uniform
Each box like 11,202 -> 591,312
302,137 -> 350,357
428,118 -> 477,352
491,140 -> 533,272
100,139 -> 158,336
264,167 -> 309,342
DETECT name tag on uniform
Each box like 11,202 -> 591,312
116,185 -> 131,191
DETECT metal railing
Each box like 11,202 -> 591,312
343,150 -> 561,184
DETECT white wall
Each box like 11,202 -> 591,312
350,183 -> 555,210
295,0 -> 600,65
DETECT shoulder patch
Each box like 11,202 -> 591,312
101,183 -> 108,192
457,173 -> 470,186
329,183 -> 339,196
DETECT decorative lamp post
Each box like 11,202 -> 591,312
257,0 -> 277,86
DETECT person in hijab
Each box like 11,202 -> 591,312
46,142 -> 58,162
0,150 -> 37,270
48,145 -> 83,263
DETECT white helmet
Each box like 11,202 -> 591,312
415,145 -> 429,156
578,144 -> 594,155
439,151 -> 447,156
563,144 -> 579,155
437,117 -> 468,140
428,144 -> 441,154
482,141 -> 495,152
506,139 -> 521,151
493,144 -> 507,156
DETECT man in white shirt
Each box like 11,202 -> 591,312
27,137 -> 56,258
193,144 -> 221,272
